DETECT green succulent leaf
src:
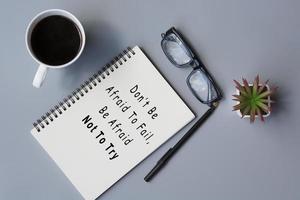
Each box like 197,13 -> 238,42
250,106 -> 256,123
256,101 -> 270,113
242,78 -> 252,95
234,80 -> 249,97
260,99 -> 274,104
256,108 -> 264,122
232,94 -> 247,101
252,75 -> 259,97
257,90 -> 273,99
241,105 -> 251,118
233,103 -> 247,111
257,80 -> 269,94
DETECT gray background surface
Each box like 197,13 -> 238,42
0,0 -> 299,199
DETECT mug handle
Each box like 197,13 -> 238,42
32,64 -> 48,88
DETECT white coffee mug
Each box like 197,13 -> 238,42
26,9 -> 85,88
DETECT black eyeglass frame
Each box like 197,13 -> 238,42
161,27 -> 222,105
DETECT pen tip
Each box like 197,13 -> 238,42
144,175 -> 151,182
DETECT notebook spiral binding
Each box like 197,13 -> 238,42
33,47 -> 135,132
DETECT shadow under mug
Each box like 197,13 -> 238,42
26,9 -> 86,88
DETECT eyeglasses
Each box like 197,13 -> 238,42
143,27 -> 223,182
161,27 -> 222,106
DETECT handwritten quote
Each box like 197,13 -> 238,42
80,85 -> 159,161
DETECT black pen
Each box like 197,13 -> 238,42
144,103 -> 218,182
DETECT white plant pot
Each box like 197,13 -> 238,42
236,84 -> 271,118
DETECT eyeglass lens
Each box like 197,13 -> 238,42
188,69 -> 218,103
161,33 -> 193,66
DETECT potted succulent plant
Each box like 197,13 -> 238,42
233,75 -> 276,123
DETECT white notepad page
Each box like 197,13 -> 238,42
31,46 -> 195,199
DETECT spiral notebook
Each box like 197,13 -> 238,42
31,46 -> 195,199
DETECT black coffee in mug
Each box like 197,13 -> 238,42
30,15 -> 82,66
